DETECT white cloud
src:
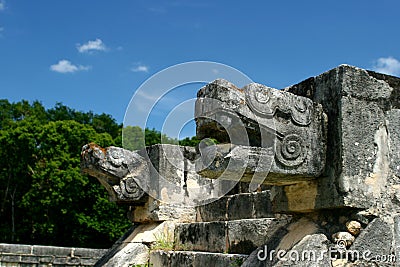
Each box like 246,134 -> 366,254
372,57 -> 400,76
135,90 -> 160,101
0,1 -> 5,11
131,65 -> 149,73
50,60 -> 91,73
77,38 -> 107,53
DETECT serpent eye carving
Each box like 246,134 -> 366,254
255,90 -> 270,104
111,150 -> 121,159
245,84 -> 275,117
108,149 -> 125,167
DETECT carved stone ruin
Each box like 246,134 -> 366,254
81,65 -> 400,266
195,79 -> 327,186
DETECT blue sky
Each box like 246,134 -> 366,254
1,1 -> 399,138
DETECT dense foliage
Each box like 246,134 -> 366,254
0,99 -> 196,248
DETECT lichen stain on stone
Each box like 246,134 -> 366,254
284,181 -> 318,212
89,142 -> 107,155
365,124 -> 389,198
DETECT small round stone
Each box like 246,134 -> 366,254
346,220 -> 362,236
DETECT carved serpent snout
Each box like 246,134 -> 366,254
81,143 -> 149,204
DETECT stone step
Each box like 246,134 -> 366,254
149,250 -> 248,267
174,217 -> 291,254
195,190 -> 274,222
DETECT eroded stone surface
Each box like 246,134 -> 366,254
195,79 -> 327,186
81,143 -> 148,204
128,196 -> 196,223
349,218 -> 393,261
282,65 -> 400,213
127,221 -> 175,243
274,234 -> 331,267
193,66 -> 400,213
99,242 -> 148,267
138,144 -> 236,207
81,143 -> 198,225
149,250 -> 248,267
94,223 -> 175,267
175,218 -> 291,254
195,190 -> 274,222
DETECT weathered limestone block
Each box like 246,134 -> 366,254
349,218 -> 393,262
137,144 -> 236,207
149,250 -> 248,267
175,221 -> 227,253
195,191 -> 274,222
126,221 -> 176,244
99,242 -> 148,267
195,79 -> 327,186
279,65 -> 400,213
194,66 -> 400,214
196,144 -> 322,185
128,196 -> 196,223
175,218 -> 291,254
274,234 -> 331,267
241,217 -> 320,267
227,218 -> 288,254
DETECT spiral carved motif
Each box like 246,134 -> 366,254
275,133 -> 306,167
120,178 -> 145,200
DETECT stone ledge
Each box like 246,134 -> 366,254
150,250 -> 248,267
0,243 -> 107,266
175,218 -> 291,254
196,190 -> 274,222
0,243 -> 32,254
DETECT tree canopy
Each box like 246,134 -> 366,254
0,100 -> 128,248
0,100 -> 196,248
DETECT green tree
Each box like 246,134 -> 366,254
0,117 -> 40,242
179,136 -> 201,147
47,102 -> 121,139
0,100 -> 129,248
0,99 -> 200,248
19,120 -> 128,247
122,126 -> 145,151
122,126 -> 178,151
